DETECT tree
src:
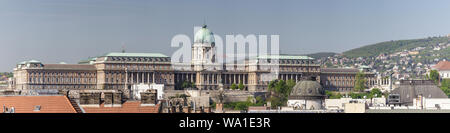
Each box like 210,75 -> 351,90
354,72 -> 366,92
326,90 -> 342,99
6,72 -> 13,78
238,82 -> 245,90
267,80 -> 294,108
230,83 -> 237,90
441,79 -> 450,98
223,97 -> 255,110
181,81 -> 195,89
370,88 -> 382,98
286,79 -> 296,93
428,70 -> 440,84
254,96 -> 265,106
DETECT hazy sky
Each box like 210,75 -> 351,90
1,0 -> 450,71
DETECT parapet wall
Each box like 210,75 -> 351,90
164,90 -> 265,103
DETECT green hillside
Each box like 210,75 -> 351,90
306,52 -> 337,59
343,36 -> 450,58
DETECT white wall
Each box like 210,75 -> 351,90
325,98 -> 385,110
439,70 -> 450,79
131,83 -> 164,100
288,99 -> 323,110
423,98 -> 450,110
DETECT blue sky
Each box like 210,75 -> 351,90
1,0 -> 450,71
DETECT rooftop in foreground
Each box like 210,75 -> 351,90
82,101 -> 160,113
0,95 -> 78,113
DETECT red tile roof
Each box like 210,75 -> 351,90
0,95 -> 77,113
434,61 -> 450,70
82,101 -> 160,113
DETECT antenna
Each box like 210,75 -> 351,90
203,17 -> 206,26
202,17 -> 207,28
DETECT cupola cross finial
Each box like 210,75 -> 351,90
203,17 -> 207,28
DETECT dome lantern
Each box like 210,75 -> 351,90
194,25 -> 215,44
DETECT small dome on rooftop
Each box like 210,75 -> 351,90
289,79 -> 325,99
194,25 -> 215,44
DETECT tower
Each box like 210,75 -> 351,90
192,25 -> 218,90
192,24 -> 216,71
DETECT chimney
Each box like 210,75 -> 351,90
113,92 -> 122,105
104,92 -> 113,106
140,89 -> 157,105
79,92 -> 101,107
215,103 -> 223,113
104,92 -> 122,107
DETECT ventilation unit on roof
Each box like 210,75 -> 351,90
34,105 -> 41,111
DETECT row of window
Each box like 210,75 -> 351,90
324,80 -> 376,87
105,64 -> 170,70
30,72 -> 96,77
258,59 -> 315,64
27,85 -> 96,89
258,66 -> 319,71
326,75 -> 355,80
104,73 -> 172,84
29,77 -> 96,84
324,80 -> 355,86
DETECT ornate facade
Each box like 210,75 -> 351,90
12,25 -> 375,95
320,68 -> 376,92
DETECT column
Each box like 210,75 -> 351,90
218,74 -> 222,84
206,74 -> 210,85
237,74 -> 240,84
153,72 -> 155,83
131,72 -> 134,83
137,72 -> 140,84
141,72 -> 144,84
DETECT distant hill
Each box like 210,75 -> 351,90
343,36 -> 450,58
306,52 -> 337,59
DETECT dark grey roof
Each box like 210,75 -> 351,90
391,80 -> 447,105
289,80 -> 325,99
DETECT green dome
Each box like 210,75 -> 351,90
194,25 -> 215,43
27,60 -> 42,64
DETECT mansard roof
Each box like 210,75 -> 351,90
104,52 -> 169,58
43,64 -> 96,70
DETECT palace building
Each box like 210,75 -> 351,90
320,68 -> 376,92
11,25 -> 375,99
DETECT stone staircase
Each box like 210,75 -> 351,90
68,97 -> 84,113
